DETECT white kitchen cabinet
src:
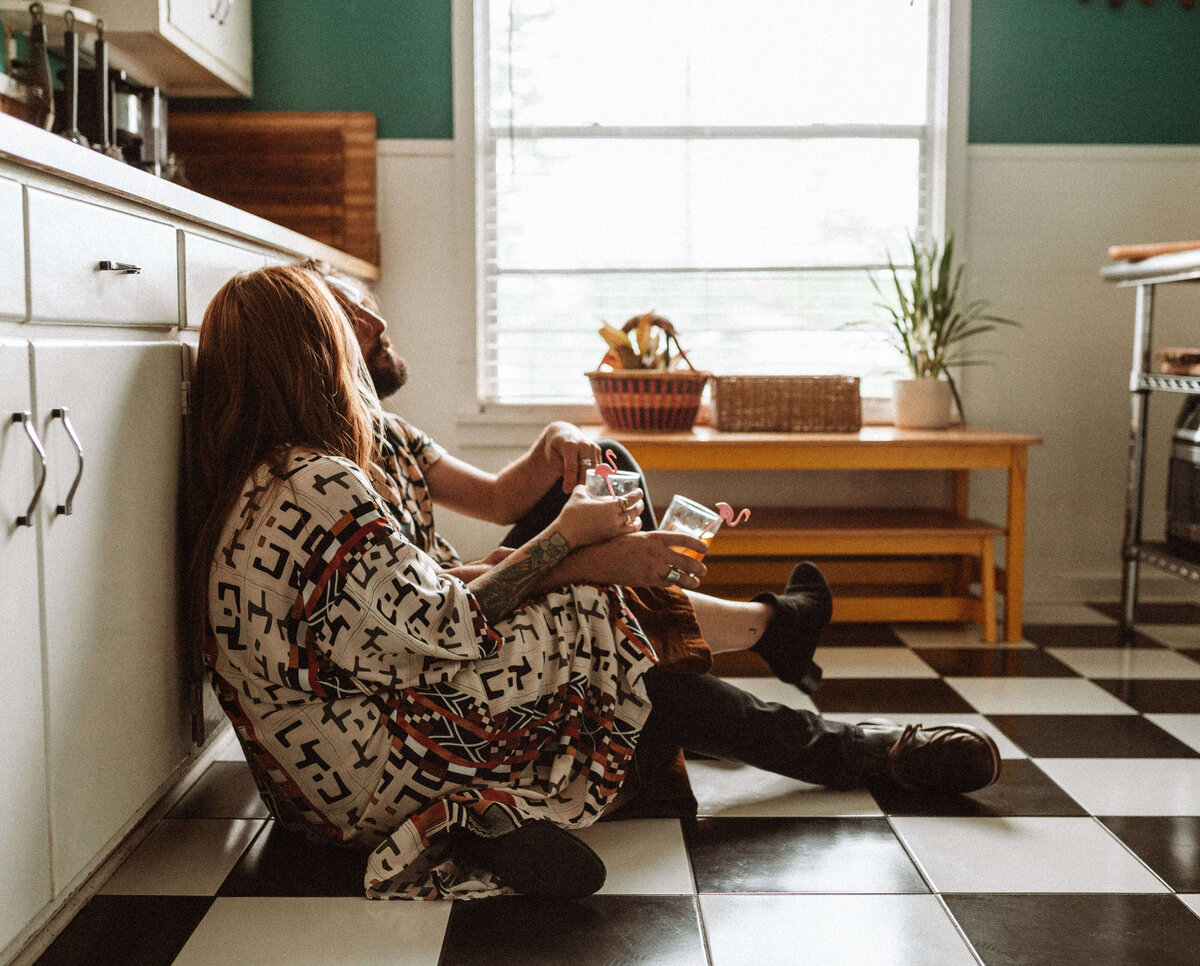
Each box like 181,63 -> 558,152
0,178 -> 25,320
26,188 -> 180,327
0,340 -> 53,954
30,339 -> 190,891
0,110 -> 374,961
76,0 -> 253,97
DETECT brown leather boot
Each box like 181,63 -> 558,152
857,718 -> 1002,794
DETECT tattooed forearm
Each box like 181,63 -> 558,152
471,531 -> 571,621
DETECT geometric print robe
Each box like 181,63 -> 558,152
203,421 -> 660,899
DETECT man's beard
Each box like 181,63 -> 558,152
367,336 -> 409,399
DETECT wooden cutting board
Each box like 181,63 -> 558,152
1108,241 -> 1200,262
169,111 -> 379,265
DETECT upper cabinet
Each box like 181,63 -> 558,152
75,0 -> 253,97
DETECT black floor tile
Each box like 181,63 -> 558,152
33,895 -> 213,966
811,677 -> 975,713
1100,816 -> 1200,892
168,760 -> 270,819
987,714 -> 1200,758
438,895 -> 705,966
1092,679 -> 1200,713
1021,624 -> 1165,648
870,758 -> 1088,818
217,821 -> 371,897
945,893 -> 1200,966
1087,600 -> 1200,624
684,817 -> 928,894
915,647 -> 1078,678
821,622 -> 907,646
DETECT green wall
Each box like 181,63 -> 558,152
174,0 -> 1199,144
173,0 -> 453,139
969,0 -> 1200,144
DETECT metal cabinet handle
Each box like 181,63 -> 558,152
50,407 -> 83,516
97,260 -> 141,274
12,411 -> 48,527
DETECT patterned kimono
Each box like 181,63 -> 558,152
203,415 -> 660,899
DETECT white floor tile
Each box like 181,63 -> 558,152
1046,647 -> 1200,679
1180,894 -> 1200,918
1146,714 -> 1200,754
1021,603 -> 1118,625
686,759 -> 882,818
720,676 -> 818,711
211,727 -> 246,762
173,897 -> 451,966
816,647 -> 939,678
574,819 -> 694,895
890,816 -> 1169,893
891,623 -> 1034,648
1143,624 -> 1200,650
700,894 -> 979,966
99,819 -> 264,896
945,677 -> 1137,714
822,712 -> 1027,759
1033,758 -> 1200,816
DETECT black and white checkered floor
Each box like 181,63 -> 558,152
29,602 -> 1200,966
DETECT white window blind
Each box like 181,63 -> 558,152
476,0 -> 944,405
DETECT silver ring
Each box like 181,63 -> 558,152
664,566 -> 683,585
619,495 -> 630,510
581,458 -> 595,467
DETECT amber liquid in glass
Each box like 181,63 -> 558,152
669,532 -> 713,561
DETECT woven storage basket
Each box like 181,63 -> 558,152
711,375 -> 862,432
588,313 -> 710,430
587,369 -> 710,430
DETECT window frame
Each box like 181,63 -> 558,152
453,0 -> 971,424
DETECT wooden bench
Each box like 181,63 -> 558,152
587,425 -> 1041,642
697,507 -> 1006,643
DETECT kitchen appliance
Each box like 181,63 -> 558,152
1166,395 -> 1200,562
109,69 -> 167,175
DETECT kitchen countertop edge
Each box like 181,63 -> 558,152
0,112 -> 379,281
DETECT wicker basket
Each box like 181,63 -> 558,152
711,375 -> 862,432
587,369 -> 710,430
587,313 -> 710,430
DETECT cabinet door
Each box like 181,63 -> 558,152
169,0 -> 253,89
33,340 -> 191,892
0,341 -> 53,949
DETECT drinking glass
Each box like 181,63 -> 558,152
659,494 -> 722,560
586,468 -> 642,498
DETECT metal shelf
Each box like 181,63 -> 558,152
1139,374 -> 1200,394
1138,543 -> 1200,583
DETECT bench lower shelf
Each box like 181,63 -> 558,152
695,507 -> 1006,642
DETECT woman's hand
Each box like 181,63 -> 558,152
541,422 -> 603,493
553,484 -> 644,549
556,530 -> 710,590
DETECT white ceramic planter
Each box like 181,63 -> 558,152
893,378 -> 953,429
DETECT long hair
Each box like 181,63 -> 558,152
184,264 -> 379,655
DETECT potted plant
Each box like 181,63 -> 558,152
587,312 -> 710,430
869,234 -> 1018,429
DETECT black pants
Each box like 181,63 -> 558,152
503,439 -> 868,790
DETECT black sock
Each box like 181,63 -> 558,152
749,562 -> 831,693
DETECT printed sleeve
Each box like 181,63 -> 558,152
388,415 -> 446,473
282,455 -> 499,690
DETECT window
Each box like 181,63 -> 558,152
475,0 -> 948,405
